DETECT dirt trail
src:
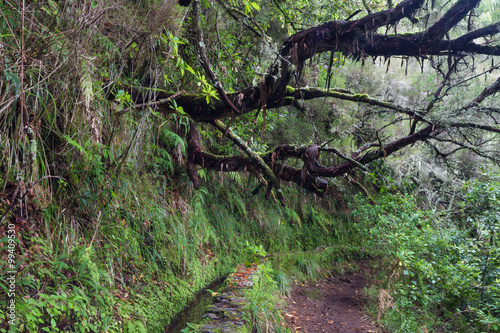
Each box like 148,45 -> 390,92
286,260 -> 383,333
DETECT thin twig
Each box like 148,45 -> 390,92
193,1 -> 241,115
115,90 -> 185,115
320,147 -> 370,172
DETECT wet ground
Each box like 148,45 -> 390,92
286,260 -> 383,333
168,260 -> 384,333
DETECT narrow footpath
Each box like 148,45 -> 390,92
286,260 -> 382,333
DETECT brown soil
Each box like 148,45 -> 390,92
286,260 -> 383,333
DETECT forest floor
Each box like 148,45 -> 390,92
285,260 -> 384,333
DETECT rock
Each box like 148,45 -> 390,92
206,306 -> 224,314
200,324 -> 217,333
187,263 -> 259,332
229,296 -> 246,304
215,295 -> 228,302
239,280 -> 253,287
203,313 -> 219,320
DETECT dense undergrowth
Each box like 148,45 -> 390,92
355,180 -> 500,332
1,158 -> 362,332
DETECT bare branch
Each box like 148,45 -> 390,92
421,0 -> 481,42
453,21 -> 500,45
448,122 -> 500,134
464,76 -> 500,108
429,135 -> 498,161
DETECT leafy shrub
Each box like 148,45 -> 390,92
355,181 -> 500,332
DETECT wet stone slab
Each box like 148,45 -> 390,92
200,264 -> 258,333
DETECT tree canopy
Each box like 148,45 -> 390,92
1,0 -> 499,203
142,0 -> 500,202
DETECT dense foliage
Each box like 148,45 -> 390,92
355,180 -> 500,332
0,0 -> 499,332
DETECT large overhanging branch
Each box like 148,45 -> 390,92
279,0 -> 426,64
186,123 -> 439,195
279,0 -> 499,63
130,86 -> 429,122
185,123 -> 329,195
186,112 -> 498,196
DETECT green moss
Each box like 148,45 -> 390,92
286,86 -> 295,95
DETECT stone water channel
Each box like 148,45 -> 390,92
166,264 -> 258,333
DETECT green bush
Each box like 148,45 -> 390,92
354,181 -> 500,332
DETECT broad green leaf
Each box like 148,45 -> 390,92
250,2 -> 260,11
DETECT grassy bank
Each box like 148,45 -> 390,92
1,164 -> 362,332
